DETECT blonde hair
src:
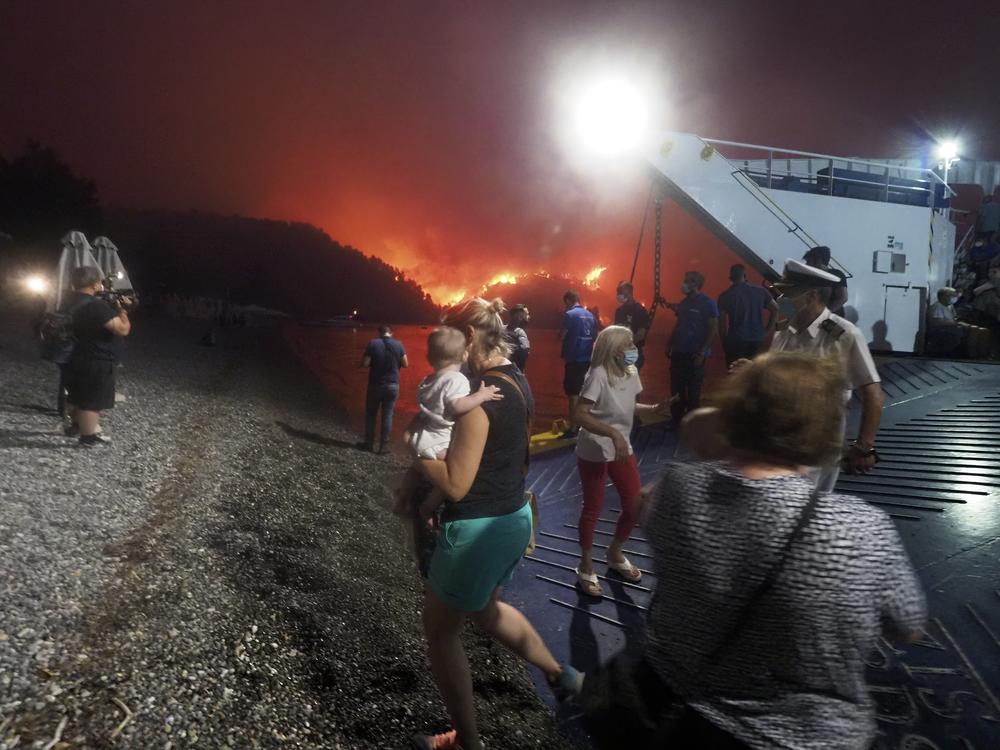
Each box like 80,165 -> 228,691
441,297 -> 511,367
937,286 -> 956,303
590,325 -> 635,383
427,326 -> 467,369
713,352 -> 846,466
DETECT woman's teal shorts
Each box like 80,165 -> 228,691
428,501 -> 532,612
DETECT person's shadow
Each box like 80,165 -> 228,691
870,320 -> 893,352
274,421 -> 362,450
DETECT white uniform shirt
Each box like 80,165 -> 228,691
770,307 -> 880,401
575,365 -> 642,463
407,369 -> 470,459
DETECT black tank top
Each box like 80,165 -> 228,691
441,364 -> 532,522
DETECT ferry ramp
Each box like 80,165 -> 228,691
506,357 -> 1000,749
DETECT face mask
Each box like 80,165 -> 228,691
949,296 -> 959,305
680,283 -> 692,295
616,294 -> 627,304
622,348 -> 639,366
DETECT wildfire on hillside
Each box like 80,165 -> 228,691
486,273 -> 519,287
583,265 -> 607,287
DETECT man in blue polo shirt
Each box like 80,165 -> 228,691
667,271 -> 718,425
358,324 -> 408,454
717,264 -> 778,366
559,289 -> 596,438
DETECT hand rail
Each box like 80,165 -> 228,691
737,167 -> 937,195
704,137 -> 957,197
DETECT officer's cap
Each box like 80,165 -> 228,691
772,258 -> 840,291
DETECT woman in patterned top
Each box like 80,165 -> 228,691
641,352 -> 926,749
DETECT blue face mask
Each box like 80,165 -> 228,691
680,283 -> 692,295
622,348 -> 640,366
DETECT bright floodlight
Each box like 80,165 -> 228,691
24,275 -> 49,295
936,139 -> 960,161
573,77 -> 648,155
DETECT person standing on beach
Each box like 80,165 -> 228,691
64,265 -> 132,446
559,290 -> 596,439
412,297 -> 580,750
358,324 -> 408,454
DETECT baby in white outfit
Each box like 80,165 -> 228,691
393,326 -> 501,518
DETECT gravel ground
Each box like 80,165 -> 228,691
0,304 -> 577,749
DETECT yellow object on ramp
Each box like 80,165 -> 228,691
528,419 -> 576,456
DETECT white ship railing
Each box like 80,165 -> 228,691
703,138 -> 956,205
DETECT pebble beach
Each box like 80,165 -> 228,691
0,305 -> 574,749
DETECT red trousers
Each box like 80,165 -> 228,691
576,454 -> 642,550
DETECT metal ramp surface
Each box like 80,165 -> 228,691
505,358 -> 1000,749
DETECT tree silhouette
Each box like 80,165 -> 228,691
0,140 -> 101,245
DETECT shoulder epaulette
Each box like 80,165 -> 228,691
819,318 -> 846,340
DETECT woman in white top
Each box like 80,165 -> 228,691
572,325 -> 666,597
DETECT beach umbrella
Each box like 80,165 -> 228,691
52,231 -> 100,310
91,236 -> 135,292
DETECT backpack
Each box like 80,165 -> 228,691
39,296 -> 94,364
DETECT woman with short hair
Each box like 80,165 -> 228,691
412,297 -> 577,750
631,352 -> 926,748
571,325 -> 666,596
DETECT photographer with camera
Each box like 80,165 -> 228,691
64,266 -> 132,446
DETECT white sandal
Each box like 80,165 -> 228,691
607,556 -> 642,582
575,567 -> 603,597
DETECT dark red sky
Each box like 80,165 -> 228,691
2,1 -> 997,302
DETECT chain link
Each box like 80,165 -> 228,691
649,191 -> 666,323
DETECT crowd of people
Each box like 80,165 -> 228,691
943,195 -> 1000,358
369,248 -> 928,750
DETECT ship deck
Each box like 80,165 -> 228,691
506,357 -> 1000,748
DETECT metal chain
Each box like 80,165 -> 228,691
649,191 -> 666,323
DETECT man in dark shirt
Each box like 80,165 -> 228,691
613,281 -> 651,370
65,265 -> 132,446
666,271 -> 718,425
505,304 -> 531,373
359,324 -> 408,454
717,264 -> 778,365
803,246 -> 848,316
559,290 -> 596,438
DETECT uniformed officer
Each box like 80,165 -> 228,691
732,259 -> 883,491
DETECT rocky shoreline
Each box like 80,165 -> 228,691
0,307 -> 575,749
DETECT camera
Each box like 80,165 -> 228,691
98,272 -> 139,310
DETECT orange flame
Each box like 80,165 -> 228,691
486,273 -> 519,287
583,265 -> 607,287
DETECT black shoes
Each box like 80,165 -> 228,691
79,433 -> 111,447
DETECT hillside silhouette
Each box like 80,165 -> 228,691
0,140 -> 439,323
104,208 -> 439,322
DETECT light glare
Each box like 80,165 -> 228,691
24,275 -> 49,295
936,139 -> 960,161
573,78 -> 648,155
